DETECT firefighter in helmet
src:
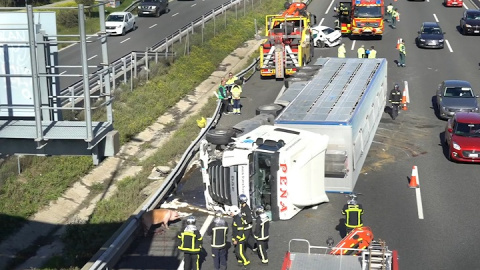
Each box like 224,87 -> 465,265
177,216 -> 203,270
342,196 -> 364,235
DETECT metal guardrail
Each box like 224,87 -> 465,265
84,58 -> 258,270
61,0 -> 245,106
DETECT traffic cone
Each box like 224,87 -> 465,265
409,166 -> 419,188
401,88 -> 408,111
396,38 -> 401,50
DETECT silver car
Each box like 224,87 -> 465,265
436,80 -> 479,120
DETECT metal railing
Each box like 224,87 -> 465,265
61,0 -> 257,107
84,59 -> 258,270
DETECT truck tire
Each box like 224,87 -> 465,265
256,104 -> 284,117
316,40 -> 325,48
206,128 -> 235,145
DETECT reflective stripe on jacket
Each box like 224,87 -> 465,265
399,43 -> 406,55
178,230 -> 203,253
342,204 -> 364,228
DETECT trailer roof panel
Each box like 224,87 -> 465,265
276,58 -> 386,125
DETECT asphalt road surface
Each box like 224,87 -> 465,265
115,0 -> 480,269
57,0 -> 227,89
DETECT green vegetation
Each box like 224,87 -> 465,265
0,0 -> 285,268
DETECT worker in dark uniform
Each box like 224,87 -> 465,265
178,216 -> 203,270
239,194 -> 257,252
342,200 -> 364,235
207,211 -> 228,270
253,206 -> 270,265
230,205 -> 250,267
389,83 -> 402,120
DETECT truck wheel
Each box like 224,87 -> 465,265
316,40 -> 324,48
206,128 -> 235,145
256,104 -> 284,117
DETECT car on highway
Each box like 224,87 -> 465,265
436,80 -> 479,119
416,22 -> 445,49
138,0 -> 169,17
105,12 -> 136,36
444,0 -> 463,7
311,25 -> 342,48
445,112 -> 480,162
460,9 -> 480,35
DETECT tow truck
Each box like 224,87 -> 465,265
258,0 -> 316,79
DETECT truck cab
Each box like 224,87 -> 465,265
200,125 -> 329,220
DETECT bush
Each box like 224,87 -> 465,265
57,10 -> 79,28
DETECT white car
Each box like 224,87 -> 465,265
105,12 -> 136,36
311,25 -> 342,48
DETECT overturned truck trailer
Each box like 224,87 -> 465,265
200,58 -> 387,220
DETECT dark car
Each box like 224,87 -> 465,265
416,22 -> 445,49
460,9 -> 480,35
436,80 -> 479,120
445,112 -> 480,162
138,0 -> 169,17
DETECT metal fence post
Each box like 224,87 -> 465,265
179,29 -> 182,43
243,0 -> 246,16
213,10 -> 216,37
202,15 -> 205,44
224,6 -> 227,28
123,57 -> 127,83
165,38 -> 169,59
69,86 -> 75,110
99,73 -> 104,95
145,48 -> 149,81
134,52 -> 137,78
112,66 -> 116,91
155,51 -> 158,63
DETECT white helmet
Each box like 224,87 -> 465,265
229,206 -> 240,215
255,205 -> 265,215
186,216 -> 196,225
239,194 -> 248,204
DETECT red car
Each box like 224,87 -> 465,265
444,0 -> 463,7
445,112 -> 480,162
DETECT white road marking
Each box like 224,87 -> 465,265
351,40 -> 356,50
60,71 -> 67,75
463,3 -> 469,9
326,0 -> 335,14
87,55 -> 97,61
416,188 -> 424,220
191,3 -> 196,7
433,13 -> 439,22
149,24 -> 157,29
177,215 -> 214,270
445,40 -> 453,52
120,38 -> 130,44
319,17 -> 325,26
172,12 -> 179,17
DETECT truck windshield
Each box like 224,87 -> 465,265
251,151 -> 273,211
353,6 -> 382,18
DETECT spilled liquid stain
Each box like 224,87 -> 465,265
362,115 -> 435,173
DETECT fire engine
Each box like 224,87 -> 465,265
258,0 -> 316,79
335,0 -> 384,38
282,227 -> 399,270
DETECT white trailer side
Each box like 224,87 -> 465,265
275,58 -> 387,192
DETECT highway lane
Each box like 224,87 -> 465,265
57,0 -> 228,89
115,0 -> 480,269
